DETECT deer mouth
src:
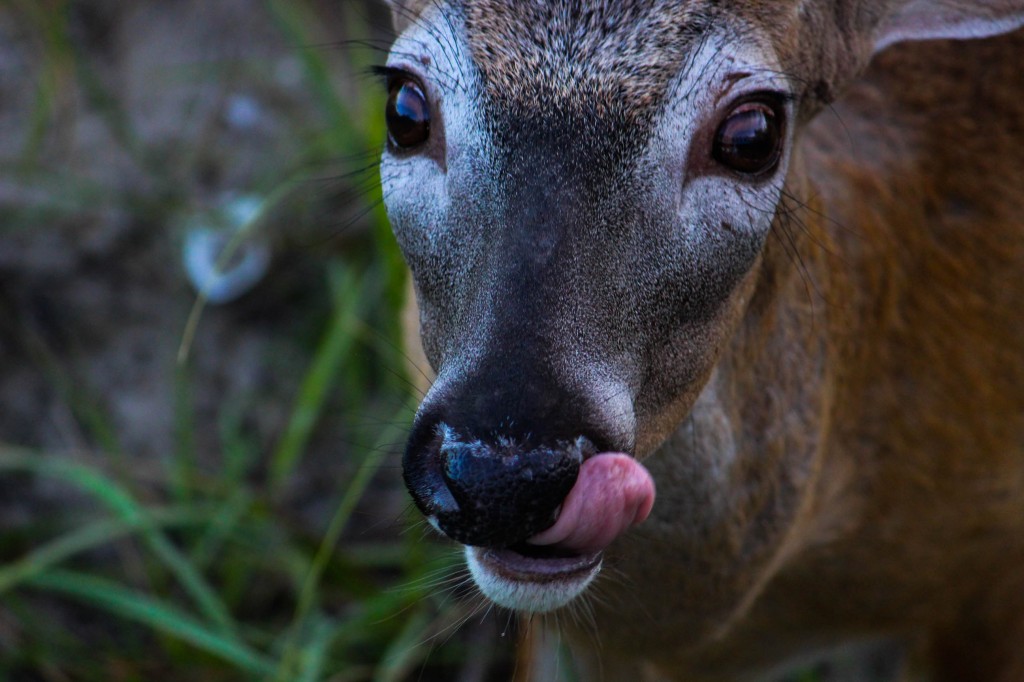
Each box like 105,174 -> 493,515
466,545 -> 604,613
466,452 -> 655,613
476,544 -> 604,581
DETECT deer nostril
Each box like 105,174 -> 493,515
404,423 -> 588,548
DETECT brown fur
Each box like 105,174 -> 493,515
564,30 -> 1024,681
386,2 -> 1024,679
464,0 -> 707,115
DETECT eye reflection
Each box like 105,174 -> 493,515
386,79 -> 431,149
713,101 -> 783,175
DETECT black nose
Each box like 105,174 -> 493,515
401,350 -> 629,548
403,417 -> 591,547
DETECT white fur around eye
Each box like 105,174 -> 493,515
647,28 -> 792,248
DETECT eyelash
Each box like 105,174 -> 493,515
369,65 -> 412,90
726,90 -> 796,109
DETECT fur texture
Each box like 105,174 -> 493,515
382,1 -> 1024,679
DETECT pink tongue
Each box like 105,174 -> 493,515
527,453 -> 655,555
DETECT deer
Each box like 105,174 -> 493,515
375,0 -> 1024,679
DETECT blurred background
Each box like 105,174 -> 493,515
0,1 -> 518,679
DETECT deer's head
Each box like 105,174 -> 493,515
381,0 -> 1024,615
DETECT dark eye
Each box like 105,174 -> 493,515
713,101 -> 783,175
386,79 -> 430,149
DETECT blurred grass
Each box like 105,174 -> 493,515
0,1 -> 501,680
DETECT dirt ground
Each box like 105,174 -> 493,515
0,0 -> 409,520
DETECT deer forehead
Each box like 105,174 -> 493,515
393,2 -> 790,152
463,0 -> 711,115
385,3 -> 792,248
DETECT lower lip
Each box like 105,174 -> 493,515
466,545 -> 603,612
477,546 -> 602,583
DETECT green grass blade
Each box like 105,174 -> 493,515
269,265 -> 365,491
0,507 -> 209,596
272,415 -> 408,680
172,364 -> 199,503
13,0 -> 73,163
26,569 -> 273,676
189,489 -> 253,571
263,0 -> 358,153
305,419 -> 410,604
10,317 -> 125,462
0,446 -> 237,636
293,615 -> 336,682
218,397 -> 261,487
372,608 -> 435,682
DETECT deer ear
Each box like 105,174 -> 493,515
874,0 -> 1024,52
384,0 -> 430,34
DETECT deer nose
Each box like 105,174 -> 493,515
403,418 -> 590,548
402,356 -> 633,547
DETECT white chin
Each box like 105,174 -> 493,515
465,545 -> 603,613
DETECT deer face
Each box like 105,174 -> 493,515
381,3 -> 799,613
379,0 -> 1024,616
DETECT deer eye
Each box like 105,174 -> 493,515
386,78 -> 431,149
713,101 -> 783,175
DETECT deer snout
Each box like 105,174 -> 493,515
401,368 -> 655,612
403,417 -> 592,547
